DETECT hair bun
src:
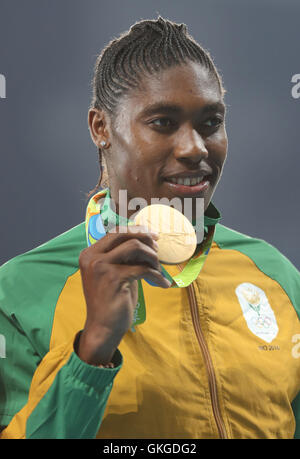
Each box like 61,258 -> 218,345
130,18 -> 166,36
178,23 -> 187,34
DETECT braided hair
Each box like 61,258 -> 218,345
89,16 -> 225,192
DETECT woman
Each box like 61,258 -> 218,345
0,16 -> 299,439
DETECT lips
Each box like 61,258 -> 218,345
167,176 -> 207,186
163,168 -> 212,187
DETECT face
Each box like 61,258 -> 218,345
89,61 -> 228,220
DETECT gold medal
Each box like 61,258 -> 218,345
134,204 -> 197,264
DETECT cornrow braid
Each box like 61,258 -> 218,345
88,15 -> 225,195
91,15 -> 224,114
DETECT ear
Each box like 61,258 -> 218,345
88,108 -> 111,149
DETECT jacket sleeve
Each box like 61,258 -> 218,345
0,329 -> 123,439
292,391 -> 300,439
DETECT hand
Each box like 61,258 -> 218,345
77,225 -> 171,366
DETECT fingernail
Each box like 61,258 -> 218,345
153,240 -> 159,251
150,232 -> 160,240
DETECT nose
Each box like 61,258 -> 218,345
174,126 -> 208,164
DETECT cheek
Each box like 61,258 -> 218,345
112,123 -> 153,169
207,129 -> 228,167
116,150 -> 156,187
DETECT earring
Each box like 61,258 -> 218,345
100,140 -> 107,148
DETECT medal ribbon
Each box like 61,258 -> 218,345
85,188 -> 218,329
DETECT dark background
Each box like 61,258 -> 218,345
0,0 -> 299,268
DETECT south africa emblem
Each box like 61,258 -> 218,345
235,283 -> 279,343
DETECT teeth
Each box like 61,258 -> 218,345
168,176 -> 206,186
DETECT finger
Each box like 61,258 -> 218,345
105,238 -> 161,271
114,264 -> 172,289
94,225 -> 159,253
112,225 -> 159,241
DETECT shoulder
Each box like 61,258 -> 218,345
0,223 -> 86,276
214,223 -> 300,318
214,223 -> 297,268
0,222 -> 86,287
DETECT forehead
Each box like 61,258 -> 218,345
116,61 -> 222,119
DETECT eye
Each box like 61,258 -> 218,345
202,116 -> 223,128
150,117 -> 176,129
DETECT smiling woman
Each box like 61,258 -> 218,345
88,17 -> 226,217
89,62 -> 227,218
0,16 -> 300,440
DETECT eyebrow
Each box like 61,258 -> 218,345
139,101 -> 226,117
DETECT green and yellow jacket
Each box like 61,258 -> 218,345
0,190 -> 300,439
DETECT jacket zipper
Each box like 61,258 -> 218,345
177,264 -> 228,438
